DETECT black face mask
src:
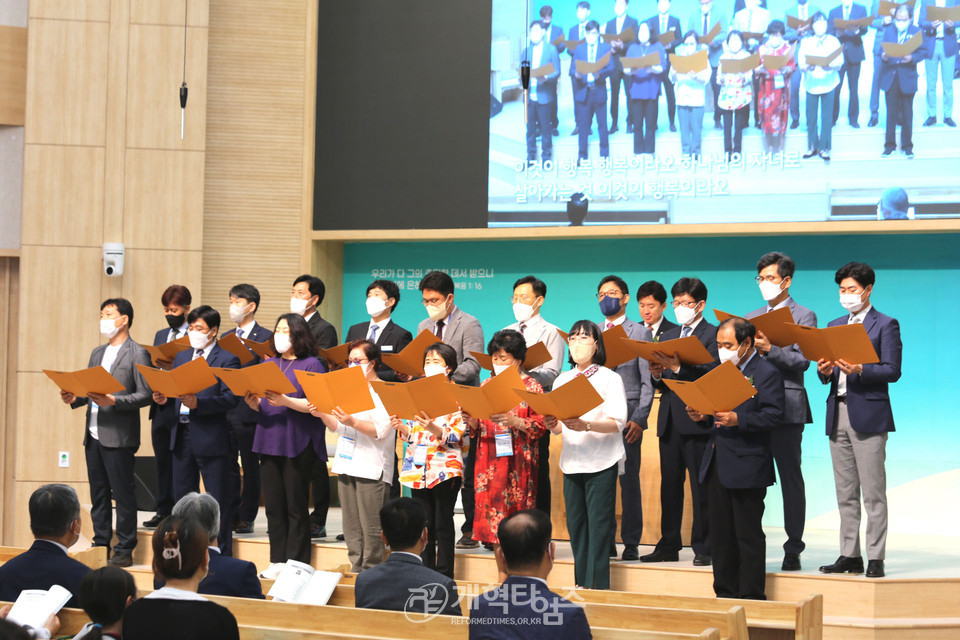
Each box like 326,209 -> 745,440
165,314 -> 184,329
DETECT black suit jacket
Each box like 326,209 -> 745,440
170,344 -> 240,456
0,540 -> 91,608
307,312 -> 338,351
149,326 -> 187,428
346,319 -> 414,382
651,317 -> 679,341
470,576 -> 591,640
223,322 -> 274,424
355,553 -> 460,616
155,548 -> 265,599
654,318 -> 719,437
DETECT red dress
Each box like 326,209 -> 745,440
472,374 -> 546,544
757,41 -> 796,135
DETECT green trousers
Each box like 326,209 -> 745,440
563,463 -> 618,589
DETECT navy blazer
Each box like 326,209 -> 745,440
604,15 -> 640,53
355,553 -> 460,616
346,319 -> 414,382
570,42 -> 615,102
609,319 -> 654,427
155,547 -> 265,599
698,354 -> 785,489
545,24 -> 566,54
149,326 -> 187,429
920,0 -> 959,57
170,344 -> 241,456
469,576 -> 591,640
879,24 -> 930,93
223,322 -> 274,424
307,312 -> 338,351
0,541 -> 91,608
647,14 -> 683,54
654,318 -> 720,437
567,23 -> 589,56
828,3 -> 869,63
651,317 -> 679,341
525,43 -> 563,104
819,307 -> 902,435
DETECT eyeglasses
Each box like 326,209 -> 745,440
421,297 -> 446,306
670,300 -> 699,309
346,358 -> 369,366
597,291 -> 622,300
568,335 -> 595,345
755,275 -> 782,283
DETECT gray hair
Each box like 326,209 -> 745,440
172,492 -> 220,541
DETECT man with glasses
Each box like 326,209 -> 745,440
597,276 -> 654,561
642,277 -> 718,566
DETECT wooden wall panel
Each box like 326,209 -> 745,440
24,19 -> 109,146
0,258 -> 19,543
0,26 -> 27,126
130,0 -> 209,27
15,371 -> 89,483
20,145 -> 105,247
28,0 -> 109,22
123,149 -> 205,250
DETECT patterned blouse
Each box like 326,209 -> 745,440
718,48 -> 754,110
398,411 -> 466,490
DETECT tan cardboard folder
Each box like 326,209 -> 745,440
787,15 -> 813,30
926,4 -> 960,20
241,337 -> 275,360
212,361 -> 296,398
833,15 -> 875,30
879,0 -> 911,15
381,330 -> 442,377
136,357 -> 219,398
217,333 -> 255,365
741,31 -> 765,42
714,306 -> 798,348
783,323 -> 880,364
512,373 -> 603,421
371,374 -> 459,421
805,47 -> 842,67
317,343 -> 351,368
669,49 -> 710,74
621,335 -> 715,366
143,336 -> 191,366
881,31 -> 922,58
565,38 -> 585,50
447,367 -> 525,420
575,52 -> 612,75
296,365 -> 375,415
622,52 -> 662,69
602,27 -> 636,45
44,366 -> 125,397
662,360 -> 758,415
531,62 -> 556,78
720,53 -> 760,74
698,21 -> 722,44
470,342 -> 552,372
762,50 -> 794,71
656,29 -> 679,46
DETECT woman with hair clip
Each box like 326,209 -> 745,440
123,516 -> 239,639
462,330 -> 546,562
309,339 -> 396,572
542,320 -> 627,590
392,343 -> 466,579
247,313 -> 326,579
70,567 -> 136,639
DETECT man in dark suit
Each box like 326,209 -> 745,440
568,2 -> 595,136
0,485 -> 90,607
747,252 -> 816,571
223,284 -> 273,535
597,276 -> 654,561
540,5 -> 566,136
828,0 -> 869,126
648,0 -> 683,131
605,0 -> 640,133
470,509 -> 591,639
879,5 -> 930,157
642,278 -> 718,566
818,262 -> 901,579
571,21 -> 615,161
155,492 -> 265,598
636,280 -> 678,340
355,498 -> 460,616
525,20 -> 562,164
688,0 -> 728,128
919,0 -> 958,127
153,305 -> 240,556
687,317 -> 784,600
867,0 -> 894,127
61,298 -> 152,567
143,285 -> 192,529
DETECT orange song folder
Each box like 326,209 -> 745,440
621,335 -> 715,366
669,49 -> 710,74
143,336 -> 191,366
530,62 -> 556,78
371,374 -> 459,421
575,52 -> 612,75
381,330 -> 441,377
217,333 -> 256,365
714,306 -> 798,348
241,337 -> 275,360
720,53 -> 760,74
317,343 -> 351,368
447,367 -> 526,420
44,366 -> 125,397
557,325 -> 638,369
296,365 -> 375,415
783,323 -> 879,364
621,52 -> 662,69
470,342 -> 552,372
512,374 -> 603,421
602,27 -> 636,45
212,361 -> 296,398
662,361 -> 758,415
656,29 -> 679,46
698,21 -> 722,45
136,357 -> 220,398
787,15 -> 813,30
881,31 -> 922,58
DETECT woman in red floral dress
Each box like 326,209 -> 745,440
757,20 -> 796,152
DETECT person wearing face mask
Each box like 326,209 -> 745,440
290,274 -> 338,350
597,276 -> 654,562
879,4 -> 930,158
827,0 -> 869,128
542,321 -> 627,589
685,317 -> 784,600
919,0 -> 958,128
733,0 -> 771,127
221,284 -> 273,536
462,331 -> 546,555
718,31 -> 755,158
571,20 -> 616,162
627,21 -> 667,155
817,262 -> 901,579
757,21 -> 796,151
568,2 -> 595,137
642,277 -> 718,566
59,299 -> 152,568
143,285 -> 192,530
346,279 -> 413,383
785,0 -> 821,128
669,31 -> 712,157
646,0 -> 682,132
687,0 -> 729,129
153,305 -> 240,557
604,0 -> 641,134
798,12 -> 843,160
246,314 -> 325,578
310,340 -> 396,572
524,20 -> 562,165
746,252 -> 816,571
394,344 -> 466,578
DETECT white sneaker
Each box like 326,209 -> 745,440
259,562 -> 285,580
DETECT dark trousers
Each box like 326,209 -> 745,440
657,427 -> 710,555
576,99 -> 610,159
172,427 -> 234,556
722,105 -> 750,155
389,449 -> 401,500
564,464 -> 618,589
661,75 -> 676,125
550,96 -> 559,130
631,98 -> 658,154
710,66 -> 722,123
789,66 -> 803,121
460,446 -> 476,535
150,420 -> 175,516
261,447 -> 316,564
884,82 -> 914,152
228,416 -> 261,523
610,62 -> 633,127
309,457 -> 330,529
834,61 -> 861,124
752,75 -> 761,125
870,54 -> 882,116
413,477 -> 461,579
535,432 -> 551,515
85,438 -> 137,554
526,99 -> 554,161
618,427 -> 643,546
772,424 -> 806,555
706,461 -> 767,600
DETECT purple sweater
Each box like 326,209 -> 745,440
252,356 -> 328,460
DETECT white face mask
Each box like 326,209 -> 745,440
229,303 -> 249,325
100,318 -> 121,339
585,33 -> 599,46
273,333 -> 292,355
290,297 -> 309,316
492,363 -> 511,376
718,346 -> 743,366
512,302 -> 537,323
674,303 -> 700,326
840,291 -> 865,312
366,296 -> 388,317
813,21 -> 827,36
348,360 -> 372,376
768,34 -> 783,47
701,2 -> 712,13
895,19 -> 909,30
188,329 -> 211,350
423,363 -> 448,378
758,279 -> 785,302
569,343 -> 597,365
425,300 -> 449,323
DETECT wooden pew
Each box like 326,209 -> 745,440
237,625 -> 722,640
0,545 -> 107,569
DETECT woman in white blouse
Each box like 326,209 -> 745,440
797,11 -> 843,161
543,320 -> 627,590
311,340 -> 396,572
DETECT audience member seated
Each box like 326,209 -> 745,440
354,498 -> 460,616
72,566 -> 136,639
0,484 -> 90,608
0,608 -> 59,640
470,509 -> 591,639
123,516 -> 240,640
153,493 -> 265,599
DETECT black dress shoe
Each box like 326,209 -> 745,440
868,114 -> 879,127
866,559 -> 885,578
945,118 -> 957,127
903,149 -> 914,159
640,548 -> 679,562
882,149 -> 894,157
790,119 -> 799,129
922,116 -> 937,127
849,121 -> 860,128
670,122 -> 677,132
609,125 -> 620,134
819,151 -> 831,162
457,533 -> 480,549
552,128 -> 559,136
621,545 -> 639,561
610,543 -> 618,557
108,552 -> 133,568
335,533 -> 345,541
802,149 -> 819,159
571,127 -> 580,135
782,553 -> 801,571
819,555 -> 864,574
626,123 -> 634,133
142,514 -> 165,528
482,542 -> 494,551
310,524 -> 326,538
714,120 -> 722,129
693,554 -> 712,566
234,521 -> 254,534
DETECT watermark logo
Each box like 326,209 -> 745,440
403,583 -> 453,622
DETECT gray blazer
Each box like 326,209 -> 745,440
72,338 -> 153,448
417,304 -> 484,386
505,316 -> 565,390
611,318 -> 655,427
746,297 -> 816,425
354,553 -> 461,616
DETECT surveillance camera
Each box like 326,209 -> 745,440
103,242 -> 125,277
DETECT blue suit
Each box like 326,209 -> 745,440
0,541 -> 91,608
571,41 -> 614,159
170,343 -> 241,555
828,2 -> 869,124
687,8 -> 729,122
469,576 -> 591,640
648,14 -> 683,127
525,42 -> 562,162
605,15 -> 641,129
149,325 -> 187,517
156,547 -> 265,599
879,24 -> 930,152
